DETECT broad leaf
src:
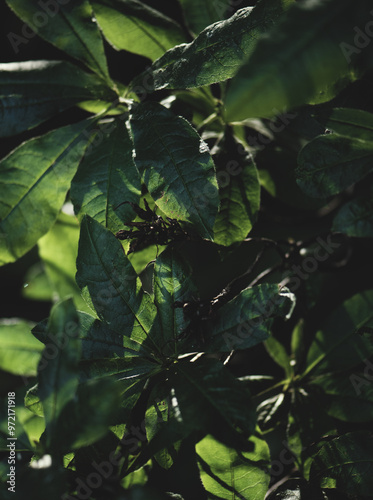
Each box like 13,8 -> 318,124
92,0 -> 186,61
332,192 -> 373,237
310,373 -> 373,423
196,432 -> 270,500
50,378 -> 122,452
32,311 -> 153,360
296,134 -> 373,198
76,216 -> 162,353
153,247 -> 197,356
71,117 -> 141,232
314,107 -> 373,141
0,60 -> 116,137
38,212 -> 92,313
6,0 -> 111,82
207,284 -> 295,352
303,290 -> 373,377
178,0 -> 230,35
225,0 -> 369,121
310,431 -> 373,496
213,132 -> 260,245
170,358 -> 256,445
264,336 -> 292,377
129,102 -> 219,239
0,118 -> 94,266
37,298 -> 80,450
132,1 -> 292,91
0,319 -> 41,376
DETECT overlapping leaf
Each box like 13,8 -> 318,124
213,132 -> 260,245
0,118 -> 94,265
71,117 -> 141,232
6,0 -> 111,82
132,0 -> 292,91
225,0 -> 369,121
310,431 -> 373,496
207,284 -> 295,352
129,102 -> 219,239
303,290 -> 373,377
0,60 -> 116,137
333,192 -> 373,237
76,216 -> 162,353
92,0 -> 186,61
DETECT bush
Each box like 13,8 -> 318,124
1,0 -> 373,499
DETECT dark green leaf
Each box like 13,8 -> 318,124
76,216 -> 162,353
37,298 -> 80,450
92,0 -> 187,61
310,431 -> 373,496
51,377 -> 122,451
171,358 -> 256,443
264,336 -> 292,377
213,132 -> 260,245
178,0 -> 230,35
153,247 -> 197,356
314,107 -> 373,141
0,60 -> 116,137
71,117 -> 141,232
207,284 -> 295,352
225,0 -> 368,121
296,134 -> 373,198
0,319 -> 42,376
129,102 -> 218,239
6,0 -> 111,82
332,192 -> 373,237
37,212 -> 92,313
303,290 -> 373,377
310,372 -> 373,423
132,1 -> 292,91
0,118 -> 95,266
196,431 -> 270,500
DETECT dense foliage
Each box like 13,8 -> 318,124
1,0 -> 373,498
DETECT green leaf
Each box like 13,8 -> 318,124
76,216 -> 162,353
213,132 -> 260,246
178,0 -> 230,35
0,60 -> 116,137
22,263 -> 53,302
225,0 -> 368,121
264,336 -> 292,377
92,0 -> 187,61
196,431 -> 270,500
0,118 -> 94,266
310,431 -> 373,496
303,290 -> 373,377
71,117 -> 141,232
37,212 -> 92,313
296,134 -> 373,198
37,298 -> 81,450
51,378 -> 122,451
0,319 -> 42,376
206,284 -> 295,352
310,373 -> 373,423
6,0 -> 111,82
129,102 -> 219,239
132,1 -> 292,91
314,107 -> 373,141
171,358 -> 256,444
153,247 -> 197,356
332,192 -> 373,237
